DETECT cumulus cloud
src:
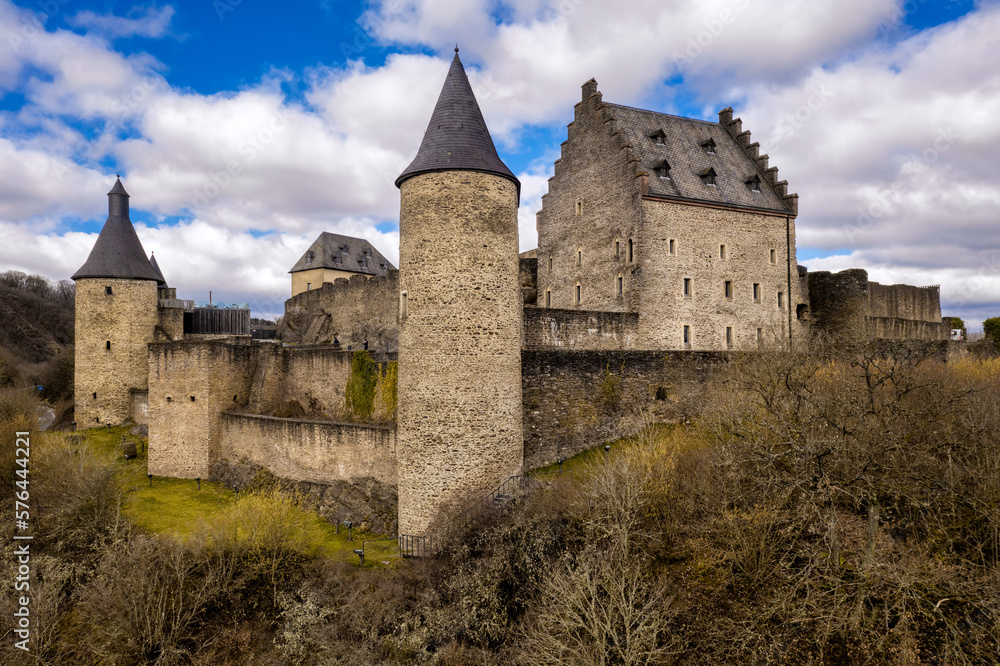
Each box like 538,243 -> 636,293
67,5 -> 176,40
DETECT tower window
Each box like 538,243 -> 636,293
753,283 -> 761,302
575,200 -> 582,217
778,291 -> 785,309
669,239 -> 676,255
617,275 -> 623,297
683,325 -> 691,347
683,278 -> 692,297
614,239 -> 620,257
726,327 -> 733,348
577,249 -> 582,266
105,286 -> 113,295
628,239 -> 634,262
575,283 -> 582,305
548,254 -> 553,273
400,291 -> 408,319
724,281 -> 733,299
92,392 -> 97,400
166,396 -> 172,403
770,248 -> 777,264
190,396 -> 196,402
720,244 -> 727,259
545,290 -> 552,308
106,341 -> 111,350
756,328 -> 763,345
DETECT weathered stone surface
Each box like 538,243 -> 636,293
397,170 -> 523,536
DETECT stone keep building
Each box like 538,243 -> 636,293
73,178 -> 164,426
536,80 -> 803,350
288,232 -> 396,297
395,49 -> 524,537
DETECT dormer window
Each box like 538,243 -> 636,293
650,128 -> 666,145
701,138 -> 717,155
655,160 -> 671,179
305,250 -> 314,265
746,175 -> 761,192
700,167 -> 718,186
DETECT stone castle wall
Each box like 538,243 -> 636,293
397,171 -> 524,536
220,413 -> 396,486
280,271 -> 399,351
638,199 -> 799,350
522,349 -> 723,468
523,307 -> 639,350
535,84 -> 644,313
74,278 -> 159,426
868,281 -> 941,323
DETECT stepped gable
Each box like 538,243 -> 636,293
603,102 -> 794,214
395,47 -> 520,198
149,252 -> 167,286
288,232 -> 395,276
72,178 -> 161,282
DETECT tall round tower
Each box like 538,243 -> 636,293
73,178 -> 162,426
395,48 -> 523,537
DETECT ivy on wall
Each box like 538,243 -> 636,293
343,351 -> 398,423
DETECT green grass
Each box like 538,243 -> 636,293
53,425 -> 384,562
531,423 -> 677,475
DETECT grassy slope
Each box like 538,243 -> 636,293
68,425 -> 381,562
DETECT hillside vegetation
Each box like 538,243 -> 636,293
1,339 -> 998,664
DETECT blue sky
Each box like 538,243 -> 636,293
1,0 -> 997,325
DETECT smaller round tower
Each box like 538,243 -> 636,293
73,178 -> 163,426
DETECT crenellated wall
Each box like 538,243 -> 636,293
280,271 -> 399,351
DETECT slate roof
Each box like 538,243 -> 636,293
149,253 -> 167,286
606,103 -> 791,213
289,232 -> 396,276
396,49 -> 519,196
72,179 -> 162,282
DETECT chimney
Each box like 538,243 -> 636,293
582,78 -> 598,101
764,166 -> 779,185
718,107 -> 733,125
745,141 -> 760,159
755,154 -> 769,172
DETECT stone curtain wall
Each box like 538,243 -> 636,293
280,271 -> 399,351
637,199 -> 797,350
522,349 -> 724,468
868,282 -> 942,323
806,269 -> 870,338
522,307 -> 639,350
535,82 -> 644,313
220,413 -> 396,486
397,171 -> 524,537
74,278 -> 158,426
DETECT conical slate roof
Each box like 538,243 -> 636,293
395,48 -> 519,196
149,252 -> 167,286
72,178 -> 161,282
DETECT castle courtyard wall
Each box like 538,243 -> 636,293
220,413 -> 396,486
522,307 -> 639,350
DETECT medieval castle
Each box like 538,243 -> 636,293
74,51 -> 949,537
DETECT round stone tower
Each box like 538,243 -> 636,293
73,178 -> 163,426
395,48 -> 523,537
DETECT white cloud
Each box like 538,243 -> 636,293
67,6 -> 176,40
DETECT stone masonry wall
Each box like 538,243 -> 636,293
147,338 -> 259,478
397,171 -> 523,536
523,307 -> 639,350
129,389 -> 148,425
535,82 -> 644,313
638,199 -> 798,350
74,278 -> 158,426
522,349 -> 724,468
868,282 -> 941,323
219,413 -> 396,486
280,271 -> 399,351
806,269 -> 869,338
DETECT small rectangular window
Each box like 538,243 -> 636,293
617,275 -> 623,297
545,290 -> 551,308
669,239 -> 675,255
770,248 -> 777,264
576,284 -> 581,304
106,340 -> 111,350
683,278 -> 691,297
753,283 -> 761,302
575,200 -> 582,217
548,254 -> 553,273
400,291 -> 408,318
615,240 -> 620,257
307,282 -> 312,291
756,327 -> 763,344
105,286 -> 113,295
628,239 -> 634,263
724,281 -> 732,299
92,392 -> 97,400
190,396 -> 196,402
778,291 -> 785,309
683,325 -> 690,346
726,327 -> 733,347
720,244 -> 727,259
577,250 -> 582,266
